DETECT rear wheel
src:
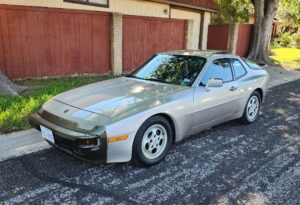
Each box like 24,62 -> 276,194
241,91 -> 261,124
133,116 -> 173,167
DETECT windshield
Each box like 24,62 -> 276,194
129,54 -> 207,86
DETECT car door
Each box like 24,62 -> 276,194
192,58 -> 241,131
229,58 -> 251,111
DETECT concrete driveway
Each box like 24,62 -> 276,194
0,79 -> 299,204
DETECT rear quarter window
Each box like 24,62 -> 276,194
231,59 -> 247,79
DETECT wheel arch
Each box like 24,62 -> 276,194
148,113 -> 177,144
254,88 -> 264,101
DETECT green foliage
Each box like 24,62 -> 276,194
277,0 -> 300,24
293,33 -> 300,48
211,0 -> 253,24
0,75 -> 113,133
275,33 -> 293,47
274,32 -> 300,48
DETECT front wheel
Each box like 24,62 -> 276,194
241,91 -> 261,124
133,116 -> 173,167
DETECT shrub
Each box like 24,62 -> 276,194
293,33 -> 300,48
275,33 -> 293,47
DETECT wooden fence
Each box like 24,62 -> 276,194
236,24 -> 253,57
207,23 -> 253,57
207,24 -> 230,51
0,5 -> 111,79
0,5 -> 189,79
122,15 -> 186,72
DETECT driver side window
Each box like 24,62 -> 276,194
200,58 -> 233,85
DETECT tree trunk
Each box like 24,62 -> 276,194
228,23 -> 239,54
0,71 -> 27,96
248,0 -> 279,63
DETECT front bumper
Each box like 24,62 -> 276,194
29,112 -> 107,164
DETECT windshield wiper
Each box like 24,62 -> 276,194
145,78 -> 173,85
126,75 -> 172,85
126,75 -> 144,80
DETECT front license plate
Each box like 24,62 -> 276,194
40,126 -> 55,143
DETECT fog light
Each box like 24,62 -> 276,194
79,138 -> 99,146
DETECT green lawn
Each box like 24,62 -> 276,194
270,47 -> 300,70
0,75 -> 113,134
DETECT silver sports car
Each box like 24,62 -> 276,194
30,50 -> 269,166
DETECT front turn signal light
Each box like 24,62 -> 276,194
107,135 -> 128,143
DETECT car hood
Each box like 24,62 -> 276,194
54,77 -> 187,119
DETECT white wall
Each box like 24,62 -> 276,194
171,8 -> 201,50
0,0 -> 169,17
201,11 -> 211,50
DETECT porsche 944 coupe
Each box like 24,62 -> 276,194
30,50 -> 269,166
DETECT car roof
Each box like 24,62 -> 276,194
158,50 -> 237,59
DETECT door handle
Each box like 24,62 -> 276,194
229,86 -> 238,91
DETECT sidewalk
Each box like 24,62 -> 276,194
0,129 -> 49,161
1,66 -> 300,162
266,66 -> 300,87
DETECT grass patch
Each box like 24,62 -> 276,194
0,75 -> 114,134
269,47 -> 300,70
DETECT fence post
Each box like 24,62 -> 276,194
185,20 -> 194,50
111,13 -> 123,75
228,23 -> 239,54
200,12 -> 211,50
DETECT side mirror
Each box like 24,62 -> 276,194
205,78 -> 223,90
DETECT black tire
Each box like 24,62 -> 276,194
133,115 -> 173,167
241,90 -> 261,124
